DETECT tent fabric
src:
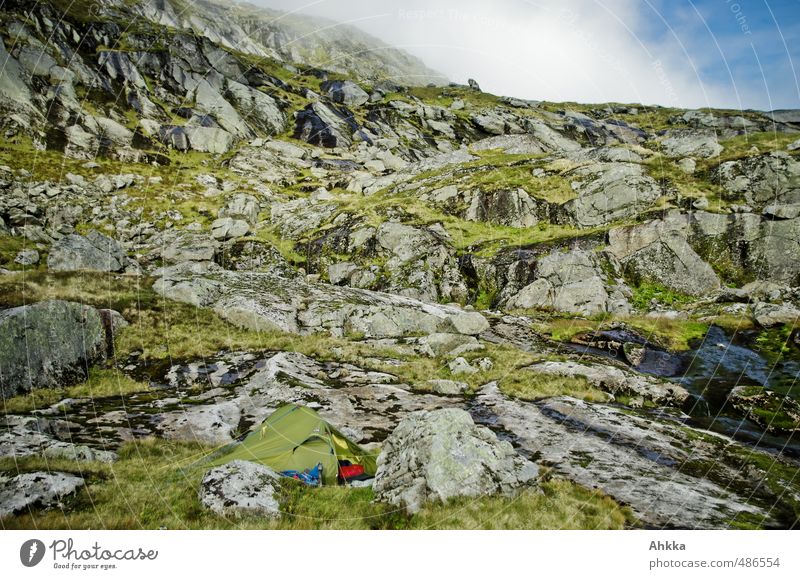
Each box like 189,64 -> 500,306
210,404 -> 377,485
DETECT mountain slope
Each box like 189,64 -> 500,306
1,0 -> 800,530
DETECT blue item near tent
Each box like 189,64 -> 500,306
279,463 -> 322,486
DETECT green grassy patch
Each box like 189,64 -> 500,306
1,368 -> 149,414
0,438 -> 630,529
498,371 -> 606,403
532,314 -> 708,352
630,281 -> 695,310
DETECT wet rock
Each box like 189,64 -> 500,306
474,383 -> 778,528
0,300 -> 122,397
0,471 -> 85,517
199,460 -> 281,518
47,231 -> 127,272
373,408 -> 538,514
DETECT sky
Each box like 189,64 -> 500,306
248,0 -> 800,111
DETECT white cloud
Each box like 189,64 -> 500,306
247,0 -> 759,109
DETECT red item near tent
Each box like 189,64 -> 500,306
338,464 -> 365,481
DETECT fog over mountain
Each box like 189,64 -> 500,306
254,0 -> 800,110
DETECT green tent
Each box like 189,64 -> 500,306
210,404 -> 376,485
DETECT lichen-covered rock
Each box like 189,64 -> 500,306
373,408 -> 538,513
153,267 -> 488,339
199,460 -> 281,518
465,188 -> 539,227
659,130 -> 723,158
47,231 -> 127,272
715,152 -> 800,209
321,80 -> 370,107
0,415 -> 117,463
0,471 -> 84,518
752,301 -> 800,328
0,300 -> 123,397
607,215 -> 720,296
524,360 -> 689,406
160,232 -> 220,265
505,248 -> 628,315
561,162 -> 661,227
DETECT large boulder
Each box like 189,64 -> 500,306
160,232 -> 219,265
0,471 -> 84,518
715,152 -> 800,209
607,215 -> 720,296
560,162 -> 661,227
294,102 -> 360,148
160,126 -> 236,154
505,248 -> 629,315
199,460 -> 281,518
524,361 -> 689,406
752,301 -> 800,328
47,231 -> 127,272
689,211 -> 800,286
0,300 -> 123,397
658,130 -> 723,158
320,80 -> 370,107
373,408 -> 538,513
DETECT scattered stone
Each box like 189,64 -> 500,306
14,249 -> 39,266
448,357 -> 477,375
199,460 -> 281,518
424,379 -> 469,395
753,301 -> 800,328
0,471 -> 84,517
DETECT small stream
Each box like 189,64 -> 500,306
568,325 -> 800,457
675,326 -> 800,456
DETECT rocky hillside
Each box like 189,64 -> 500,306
1,0 -> 800,530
